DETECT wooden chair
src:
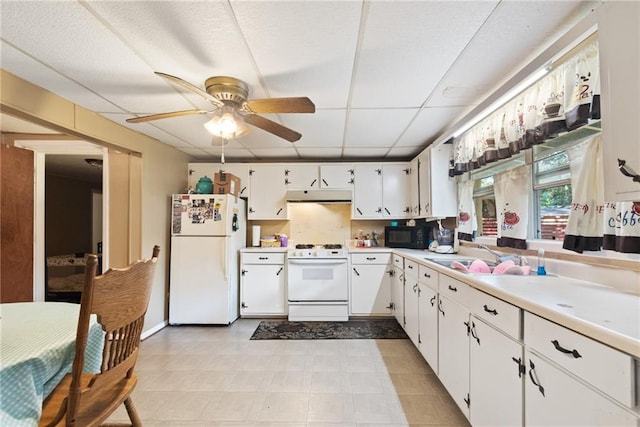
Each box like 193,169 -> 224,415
39,245 -> 160,427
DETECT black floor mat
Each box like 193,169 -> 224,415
250,319 -> 408,340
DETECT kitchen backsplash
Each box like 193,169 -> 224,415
248,203 -> 389,247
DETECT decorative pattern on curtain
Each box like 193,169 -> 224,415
494,165 -> 530,249
449,40 -> 600,176
457,179 -> 476,241
603,202 -> 640,253
562,135 -> 604,253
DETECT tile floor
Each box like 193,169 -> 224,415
107,319 -> 470,426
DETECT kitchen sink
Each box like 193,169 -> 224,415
423,257 -> 538,275
423,257 -> 497,268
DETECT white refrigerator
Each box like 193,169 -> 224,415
169,194 -> 246,324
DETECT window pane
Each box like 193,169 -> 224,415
537,184 -> 571,240
476,197 -> 498,237
536,152 -> 569,174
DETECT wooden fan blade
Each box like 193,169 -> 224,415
126,109 -> 210,123
244,114 -> 302,142
245,97 -> 315,114
155,72 -> 224,108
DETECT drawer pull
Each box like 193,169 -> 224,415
448,285 -> 457,292
551,340 -> 582,359
423,272 -> 431,278
483,305 -> 498,315
528,360 -> 545,397
366,257 -> 377,261
258,257 -> 269,260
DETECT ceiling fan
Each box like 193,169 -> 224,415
126,72 -> 315,142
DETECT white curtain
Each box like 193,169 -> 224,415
603,202 -> 640,253
562,135 -> 604,253
494,164 -> 530,249
457,179 -> 477,241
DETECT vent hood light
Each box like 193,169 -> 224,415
286,189 -> 352,203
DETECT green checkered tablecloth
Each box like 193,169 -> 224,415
0,302 -> 103,427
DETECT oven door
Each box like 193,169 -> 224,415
287,258 -> 348,302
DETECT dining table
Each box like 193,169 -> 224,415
0,302 -> 104,427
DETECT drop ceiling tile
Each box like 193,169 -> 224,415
343,148 -> 390,159
231,1 -> 362,108
296,148 -> 344,159
395,106 -> 465,147
248,148 -> 299,160
350,1 -> 498,108
345,109 -> 417,148
281,110 -> 346,148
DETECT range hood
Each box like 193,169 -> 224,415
285,189 -> 352,203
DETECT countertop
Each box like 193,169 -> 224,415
394,248 -> 640,359
241,247 -> 288,253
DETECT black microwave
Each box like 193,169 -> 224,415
384,225 -> 431,249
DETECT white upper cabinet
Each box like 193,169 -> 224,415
248,164 -> 287,219
353,163 -> 410,219
409,157 -> 420,217
599,1 -> 640,202
319,164 -> 354,189
284,164 -> 320,189
418,144 -> 457,218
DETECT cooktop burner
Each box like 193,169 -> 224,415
295,244 -> 315,249
323,244 -> 343,249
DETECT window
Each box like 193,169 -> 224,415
473,177 -> 497,237
534,152 -> 571,240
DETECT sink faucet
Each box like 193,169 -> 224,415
477,244 -> 523,265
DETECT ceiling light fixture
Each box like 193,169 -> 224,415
452,64 -> 551,138
203,105 -> 249,140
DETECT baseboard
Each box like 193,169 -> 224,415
142,320 -> 168,340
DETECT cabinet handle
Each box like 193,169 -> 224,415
551,340 -> 582,359
353,267 -> 360,276
469,321 -> 480,345
356,208 -> 363,215
448,284 -> 457,292
258,257 -> 269,260
424,272 -> 431,279
483,305 -> 498,315
322,178 -> 329,186
240,186 -> 247,194
512,357 -> 525,378
438,299 -> 445,317
366,257 -> 377,261
276,208 -> 283,215
617,158 -> 640,183
430,295 -> 436,306
407,264 -> 414,270
463,394 -> 470,408
310,179 -> 317,187
413,284 -> 418,293
276,267 -> 283,276
384,208 -> 391,215
528,360 -> 545,397
464,320 -> 470,335
241,302 -> 248,308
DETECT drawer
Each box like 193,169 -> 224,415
392,254 -> 404,268
242,252 -> 285,264
404,259 -> 419,279
418,264 -> 438,291
439,274 -> 472,307
351,252 -> 391,265
468,287 -> 520,340
524,312 -> 635,407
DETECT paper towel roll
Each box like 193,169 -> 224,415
252,226 -> 261,247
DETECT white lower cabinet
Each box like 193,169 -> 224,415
418,283 -> 438,373
469,317 -> 523,427
437,293 -> 471,419
349,252 -> 392,316
525,350 -> 638,426
240,252 -> 286,316
403,260 -> 420,346
391,255 -> 405,327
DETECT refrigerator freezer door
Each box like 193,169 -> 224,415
172,194 -> 238,236
169,235 -> 234,324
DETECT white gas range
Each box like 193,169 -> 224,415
287,244 -> 349,321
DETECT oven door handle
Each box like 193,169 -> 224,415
288,259 -> 347,265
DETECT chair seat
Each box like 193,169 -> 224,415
40,373 -> 138,427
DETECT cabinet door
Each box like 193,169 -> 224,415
391,266 -> 404,327
382,163 -> 410,218
525,351 -> 638,427
417,149 -> 431,218
438,294 -> 470,420
429,144 -> 457,217
350,263 -> 392,316
599,1 -> 640,201
320,164 -> 354,189
409,157 -> 420,217
248,165 -> 287,219
241,264 -> 286,315
284,164 -> 319,189
418,284 -> 438,374
469,317 -> 523,427
404,279 -> 420,348
353,164 -> 383,218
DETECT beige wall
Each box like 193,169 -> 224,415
1,69 -> 189,335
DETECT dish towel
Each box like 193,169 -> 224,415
562,135 -> 604,253
494,164 -> 530,249
457,179 -> 477,241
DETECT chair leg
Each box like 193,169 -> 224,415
123,397 -> 142,427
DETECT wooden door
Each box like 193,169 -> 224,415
1,144 -> 34,302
